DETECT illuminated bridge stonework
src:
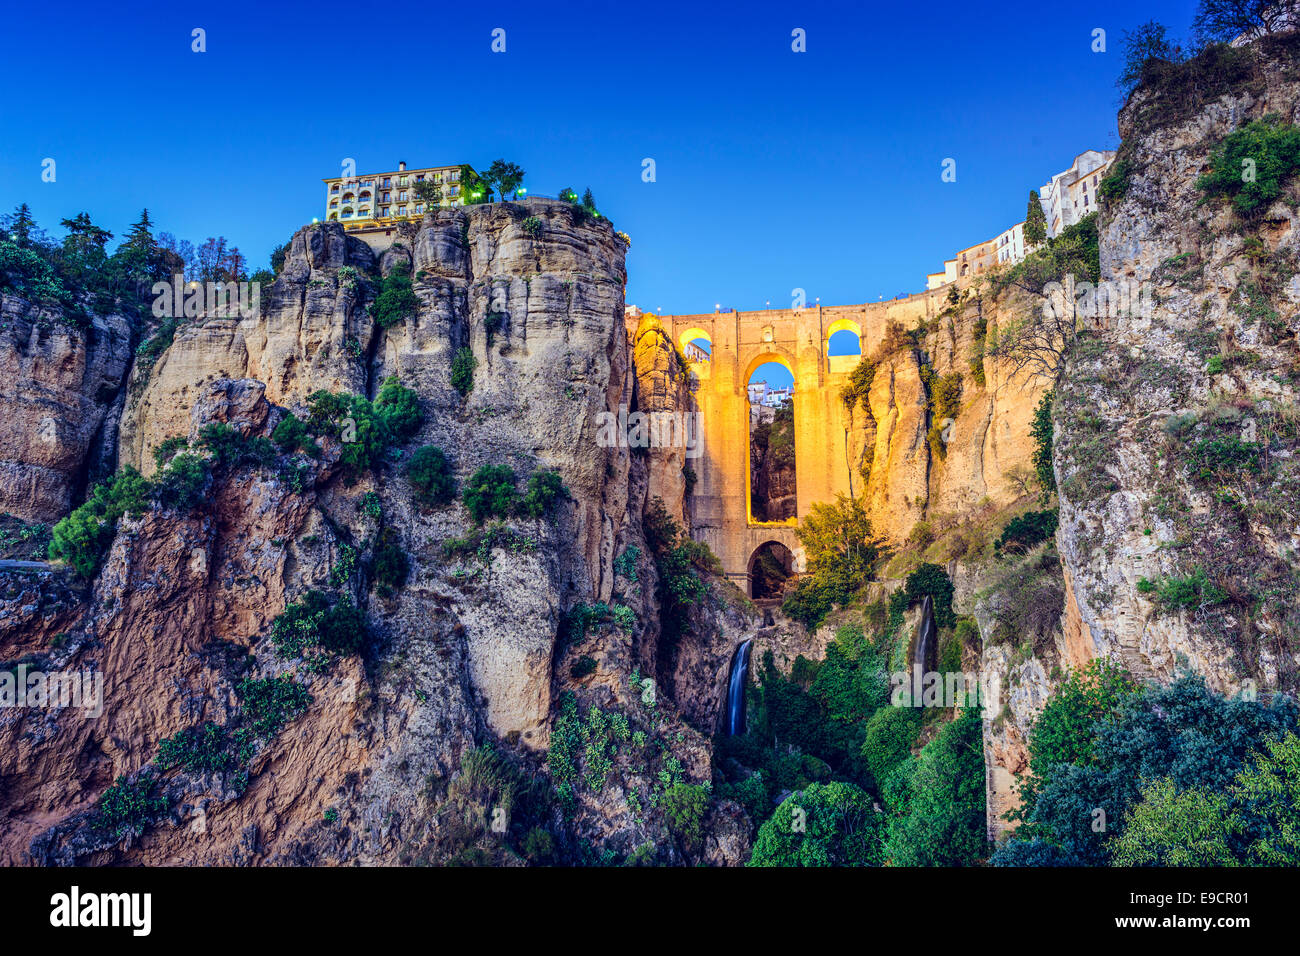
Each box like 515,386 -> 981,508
650,291 -> 953,593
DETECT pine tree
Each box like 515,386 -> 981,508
1025,190 -> 1047,245
6,203 -> 37,248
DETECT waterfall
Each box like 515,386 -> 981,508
725,640 -> 753,735
914,594 -> 936,674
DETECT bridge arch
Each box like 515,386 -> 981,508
743,351 -> 797,527
747,539 -> 795,599
678,327 -> 713,359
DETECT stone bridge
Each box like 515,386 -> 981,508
649,291 -> 952,595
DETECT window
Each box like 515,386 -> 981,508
382,192 -> 391,202
330,184 -> 340,193
398,206 -> 407,216
450,170 -> 460,182
415,204 -> 424,214
399,191 -> 407,201
380,206 -> 389,217
382,178 -> 392,188
399,176 -> 409,187
416,174 -> 424,181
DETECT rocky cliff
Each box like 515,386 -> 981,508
1058,35 -> 1300,696
1,200 -> 763,866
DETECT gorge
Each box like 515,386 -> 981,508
3,29 -> 1300,868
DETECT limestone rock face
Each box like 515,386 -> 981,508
0,300 -> 133,521
3,202 -> 752,865
1057,40 -> 1300,695
119,226 -> 377,476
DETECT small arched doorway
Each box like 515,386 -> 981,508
748,540 -> 794,600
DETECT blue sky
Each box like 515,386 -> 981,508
3,0 -> 1199,385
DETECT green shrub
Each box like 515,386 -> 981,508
196,423 -> 276,470
156,722 -> 232,774
1197,116 -> 1300,216
94,773 -> 167,839
450,346 -> 477,397
371,527 -> 409,591
271,413 -> 321,458
520,469 -> 567,518
662,782 -> 709,849
1031,390 -> 1055,501
236,676 -> 312,740
463,465 -> 518,523
996,509 -> 1059,554
1097,157 -> 1131,203
1144,567 -> 1228,609
861,704 -> 923,787
570,655 -> 597,679
748,781 -> 883,866
47,467 -> 154,577
405,445 -> 455,506
152,435 -> 189,470
1187,436 -> 1266,481
374,375 -> 423,441
154,452 -> 210,511
372,262 -> 417,328
271,590 -> 367,661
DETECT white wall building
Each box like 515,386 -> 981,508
994,221 -> 1026,264
1038,149 -> 1115,238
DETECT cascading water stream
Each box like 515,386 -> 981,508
724,640 -> 753,735
914,593 -> 936,674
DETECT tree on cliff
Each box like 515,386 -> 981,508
485,159 -> 525,201
460,165 -> 492,204
1117,20 -> 1185,96
1024,190 -> 1047,245
1193,0 -> 1297,46
748,782 -> 884,866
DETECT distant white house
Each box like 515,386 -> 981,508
1038,149 -> 1115,238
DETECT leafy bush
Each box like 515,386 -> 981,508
450,346 -> 477,397
748,781 -> 883,866
861,707 -> 923,787
662,783 -> 709,850
883,710 -> 987,866
1031,390 -> 1055,501
372,261 -> 417,328
1097,157 -> 1131,203
462,465 -> 518,523
270,590 -> 367,662
570,655 -> 597,679
374,375 -> 423,441
236,676 -> 312,740
1197,117 -> 1300,216
1139,567 -> 1228,609
93,773 -> 167,839
405,445 -> 455,506
47,467 -> 153,577
996,509 -> 1059,554
154,452 -> 210,511
520,469 -> 567,518
156,722 -> 233,774
271,413 -> 321,458
196,423 -> 275,470
371,527 -> 410,591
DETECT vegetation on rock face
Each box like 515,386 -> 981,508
372,261 -> 417,328
462,465 -> 519,523
781,494 -> 881,629
996,669 -> 1298,867
748,781 -> 884,866
1197,115 -> 1300,216
47,467 -> 153,576
405,445 -> 455,506
450,346 -> 477,397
